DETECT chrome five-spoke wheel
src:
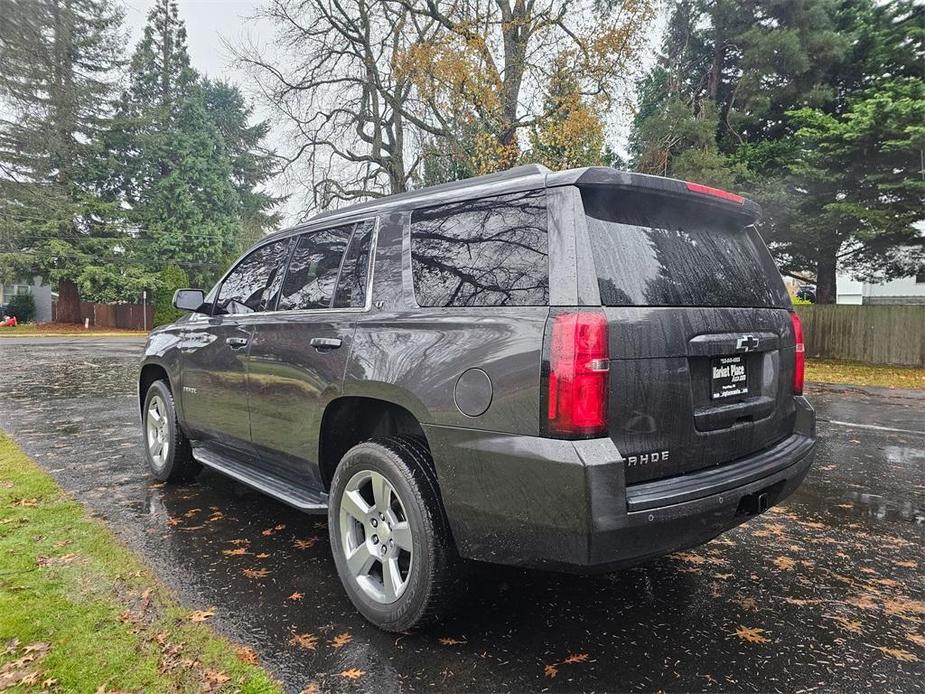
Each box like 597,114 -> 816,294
145,393 -> 169,468
339,469 -> 413,604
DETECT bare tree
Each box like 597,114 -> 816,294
234,0 -> 438,211
235,0 -> 654,211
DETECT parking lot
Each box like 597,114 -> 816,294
0,336 -> 922,692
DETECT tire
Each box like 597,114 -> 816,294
328,435 -> 458,631
142,379 -> 200,483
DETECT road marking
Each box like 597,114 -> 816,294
825,420 -> 925,436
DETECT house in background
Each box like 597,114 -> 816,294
837,270 -> 925,305
0,276 -> 54,322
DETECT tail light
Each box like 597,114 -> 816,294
545,312 -> 609,438
790,311 -> 805,395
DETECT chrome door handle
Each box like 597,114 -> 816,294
310,337 -> 342,351
225,337 -> 249,349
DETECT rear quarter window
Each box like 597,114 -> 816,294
410,190 -> 549,307
582,188 -> 789,308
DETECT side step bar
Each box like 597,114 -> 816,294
192,446 -> 328,514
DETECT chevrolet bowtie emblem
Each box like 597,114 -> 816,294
736,335 -> 759,352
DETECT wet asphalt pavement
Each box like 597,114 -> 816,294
0,336 -> 922,693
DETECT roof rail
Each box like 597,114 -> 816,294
310,163 -> 551,221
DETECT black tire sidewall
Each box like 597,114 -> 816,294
329,442 -> 439,631
142,380 -> 178,481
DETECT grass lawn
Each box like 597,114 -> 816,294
806,358 -> 925,390
0,323 -> 147,338
0,434 -> 281,693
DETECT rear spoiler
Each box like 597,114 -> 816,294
546,167 -> 761,221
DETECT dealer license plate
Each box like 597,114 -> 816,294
711,355 -> 748,400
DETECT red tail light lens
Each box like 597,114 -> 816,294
685,181 -> 745,205
547,312 -> 609,437
790,311 -> 805,395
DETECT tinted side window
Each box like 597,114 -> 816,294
333,220 -> 375,308
278,226 -> 351,310
410,190 -> 549,307
215,239 -> 293,315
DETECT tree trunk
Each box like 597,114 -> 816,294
815,253 -> 838,304
56,278 -> 82,323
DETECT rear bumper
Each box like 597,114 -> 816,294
425,397 -> 816,570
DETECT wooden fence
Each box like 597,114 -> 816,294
53,301 -> 153,330
795,305 -> 925,367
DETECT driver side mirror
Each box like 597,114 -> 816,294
172,288 -> 206,313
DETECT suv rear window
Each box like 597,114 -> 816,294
581,188 -> 789,308
410,190 -> 549,307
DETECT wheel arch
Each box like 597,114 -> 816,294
318,395 -> 431,492
139,361 -> 171,415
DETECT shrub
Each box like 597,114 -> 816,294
5,293 -> 35,322
791,295 -> 812,306
153,265 -> 190,327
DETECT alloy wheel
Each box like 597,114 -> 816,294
339,469 -> 413,604
146,394 -> 170,468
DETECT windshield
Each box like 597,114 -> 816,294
581,188 -> 789,308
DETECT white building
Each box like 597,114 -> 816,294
837,271 -> 925,305
0,276 -> 54,322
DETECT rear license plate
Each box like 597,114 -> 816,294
711,355 -> 748,400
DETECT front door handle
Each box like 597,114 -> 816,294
225,336 -> 249,349
310,337 -> 342,351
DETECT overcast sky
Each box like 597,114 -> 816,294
123,0 -> 262,84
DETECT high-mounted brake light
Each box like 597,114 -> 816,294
546,312 -> 609,438
685,181 -> 745,205
790,311 -> 805,395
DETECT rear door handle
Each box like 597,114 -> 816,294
310,337 -> 342,351
225,336 -> 249,349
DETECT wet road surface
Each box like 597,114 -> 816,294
0,337 -> 922,692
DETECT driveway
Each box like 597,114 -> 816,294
0,336 -> 922,692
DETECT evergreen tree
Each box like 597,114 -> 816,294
113,0 -> 241,287
630,0 -> 923,302
201,78 -> 282,255
0,0 -> 127,312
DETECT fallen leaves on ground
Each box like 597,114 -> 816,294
289,633 -> 319,651
189,609 -> 215,622
438,637 -> 467,646
261,524 -> 286,537
241,567 -> 270,579
339,668 -> 365,680
221,547 -> 249,557
36,553 -> 79,567
11,497 -> 37,507
293,537 -> 319,550
0,641 -> 50,690
300,684 -> 320,694
906,633 -> 925,648
330,632 -> 352,649
733,595 -> 758,611
773,556 -> 796,571
288,592 -> 304,601
733,626 -> 770,644
543,652 -> 590,678
830,617 -> 864,635
875,647 -> 920,662
233,645 -> 258,665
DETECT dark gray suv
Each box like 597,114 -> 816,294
138,165 -> 816,631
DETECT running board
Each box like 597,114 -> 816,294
192,447 -> 328,514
